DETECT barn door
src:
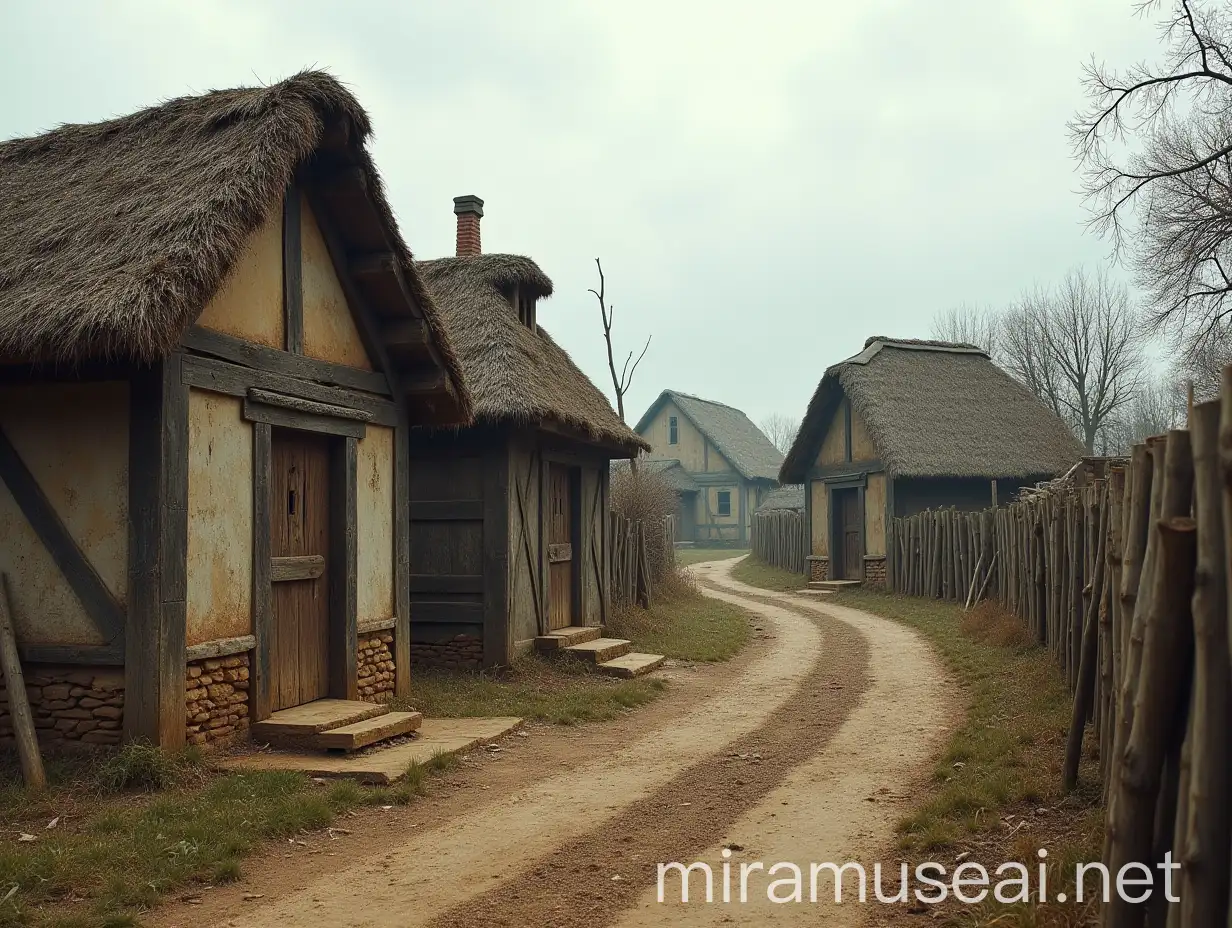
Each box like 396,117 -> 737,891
547,463 -> 576,630
269,430 -> 331,710
835,488 -> 862,580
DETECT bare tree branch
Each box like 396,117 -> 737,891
591,258 -> 650,430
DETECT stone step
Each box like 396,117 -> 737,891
251,699 -> 389,745
562,637 -> 632,664
808,579 -> 862,591
316,711 -> 423,753
535,625 -> 604,652
595,652 -> 665,679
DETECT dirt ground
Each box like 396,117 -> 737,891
152,557 -> 956,928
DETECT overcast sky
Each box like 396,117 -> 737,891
1,1 -> 1163,429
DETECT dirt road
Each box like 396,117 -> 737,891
159,557 -> 954,928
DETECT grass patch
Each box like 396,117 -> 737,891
827,589 -> 1104,926
0,743 -> 457,928
401,655 -> 665,725
608,574 -> 749,662
729,554 -> 807,592
675,547 -> 748,567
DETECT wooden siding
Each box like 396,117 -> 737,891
356,425 -> 395,626
865,472 -> 887,557
579,464 -> 608,625
300,194 -> 374,372
507,438 -> 544,646
809,480 -> 829,556
186,389 -> 253,646
0,382 -> 129,646
195,205 -> 284,349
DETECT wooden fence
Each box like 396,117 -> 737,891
751,508 -> 807,575
889,389 -> 1232,926
609,513 -> 675,609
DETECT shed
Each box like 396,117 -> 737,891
632,390 -> 783,544
780,337 -> 1084,586
0,73 -> 470,749
755,485 -> 805,512
408,198 -> 648,669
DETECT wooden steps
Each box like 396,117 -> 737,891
561,637 -> 633,664
316,711 -> 423,752
534,625 -> 603,651
808,579 -> 862,591
595,652 -> 665,679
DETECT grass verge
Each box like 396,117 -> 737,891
0,745 -> 450,928
609,574 -> 750,662
728,554 -> 808,592
675,547 -> 748,567
829,589 -> 1103,927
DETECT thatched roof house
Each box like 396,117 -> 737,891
756,484 -> 805,512
0,72 -> 471,749
781,336 -> 1083,587
632,389 -> 783,544
407,198 -> 652,672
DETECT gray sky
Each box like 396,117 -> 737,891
1,1 -> 1163,428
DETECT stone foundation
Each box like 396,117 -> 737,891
807,556 -> 830,582
0,667 -> 124,748
863,556 -> 887,587
358,631 -> 396,702
185,653 -> 250,746
411,633 -> 483,671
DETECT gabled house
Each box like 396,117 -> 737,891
633,391 -> 783,545
408,197 -> 648,669
779,337 -> 1084,586
0,73 -> 470,749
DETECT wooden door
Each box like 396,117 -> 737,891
269,430 -> 331,710
547,463 -> 575,630
837,489 -> 862,580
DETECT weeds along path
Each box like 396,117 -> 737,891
181,558 -> 841,928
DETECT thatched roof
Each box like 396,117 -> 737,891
610,457 -> 699,492
780,336 -> 1085,483
756,484 -> 804,511
635,390 -> 783,481
415,254 -> 647,455
0,71 -> 469,420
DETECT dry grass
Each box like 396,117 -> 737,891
729,554 -> 807,591
609,572 -> 750,662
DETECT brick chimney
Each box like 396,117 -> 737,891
453,195 -> 484,256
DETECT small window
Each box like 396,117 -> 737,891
716,490 -> 731,517
669,416 -> 678,445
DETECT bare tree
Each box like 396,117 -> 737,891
1102,372 -> 1188,453
759,413 -> 800,455
589,257 -> 650,422
929,302 -> 1002,356
1071,0 -> 1232,363
998,268 -> 1146,453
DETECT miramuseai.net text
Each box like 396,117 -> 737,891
656,849 -> 1182,906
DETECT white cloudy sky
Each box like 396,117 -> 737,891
1,1 -> 1163,428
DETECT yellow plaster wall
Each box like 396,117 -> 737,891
817,400 -> 847,466
300,194 -> 374,371
641,401 -> 735,474
851,405 -> 876,461
0,383 -> 129,645
865,472 -> 887,557
810,480 -> 829,556
357,426 -> 396,625
196,205 -> 284,349
186,389 -> 253,646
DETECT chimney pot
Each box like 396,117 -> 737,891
453,195 -> 484,256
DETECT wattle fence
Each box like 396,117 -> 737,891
889,386 -> 1232,927
750,508 -> 807,575
609,513 -> 675,609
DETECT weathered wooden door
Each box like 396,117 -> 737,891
269,430 -> 331,710
836,488 -> 862,580
547,463 -> 575,630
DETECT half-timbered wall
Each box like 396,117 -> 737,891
186,389 -> 253,646
809,480 -> 829,557
196,206 -> 284,349
0,382 -> 129,648
300,195 -> 373,372
357,425 -> 395,627
865,472 -> 887,557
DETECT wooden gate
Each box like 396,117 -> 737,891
269,429 -> 331,710
547,463 -> 576,630
836,488 -> 862,580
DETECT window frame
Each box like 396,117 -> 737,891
716,489 -> 731,517
668,415 -> 678,445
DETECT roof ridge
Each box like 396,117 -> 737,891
667,389 -> 742,412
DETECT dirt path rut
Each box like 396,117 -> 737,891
169,558 -> 953,928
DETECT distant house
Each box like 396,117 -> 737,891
756,484 -> 805,513
780,337 -> 1084,586
633,391 -> 783,545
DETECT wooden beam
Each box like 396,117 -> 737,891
124,354 -> 188,749
247,388 -> 374,423
482,442 -> 510,667
0,427 -> 125,643
409,574 -> 485,594
242,398 -> 367,440
329,437 -> 359,701
19,643 -> 123,665
394,408 -> 411,697
270,555 -> 326,582
404,369 -> 446,395
409,500 -> 484,521
251,422 -> 272,721
182,355 -> 397,427
283,185 -> 304,354
411,601 -> 485,625
0,574 -> 45,790
383,319 -> 428,351
185,635 -> 257,662
182,327 -> 391,397
350,252 -> 399,278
